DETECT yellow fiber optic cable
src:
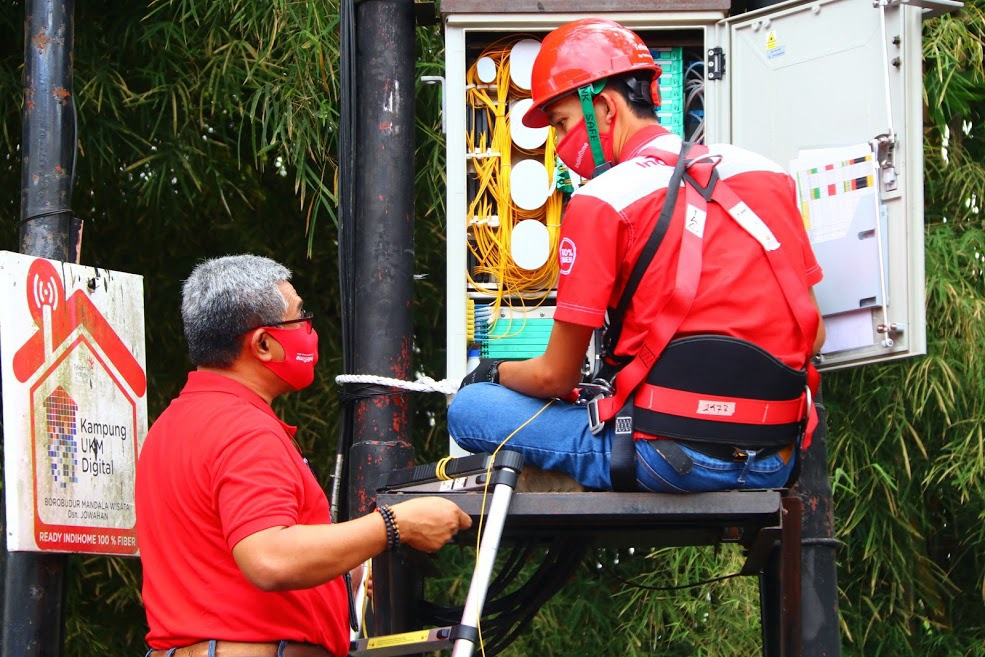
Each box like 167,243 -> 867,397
465,39 -> 565,326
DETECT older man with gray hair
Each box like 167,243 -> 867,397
137,254 -> 470,657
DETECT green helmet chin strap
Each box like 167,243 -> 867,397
576,79 -> 611,177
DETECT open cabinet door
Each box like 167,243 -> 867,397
708,0 -> 927,370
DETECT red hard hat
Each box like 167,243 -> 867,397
522,19 -> 662,129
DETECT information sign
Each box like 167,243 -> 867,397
0,252 -> 147,555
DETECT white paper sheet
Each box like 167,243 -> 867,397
821,309 -> 875,354
790,144 -> 879,245
791,143 -> 888,319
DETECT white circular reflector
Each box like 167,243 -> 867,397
476,56 -> 497,84
510,159 -> 550,211
511,220 -> 551,271
509,39 -> 541,90
509,99 -> 548,150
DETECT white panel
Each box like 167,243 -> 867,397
445,25 -> 469,390
714,0 -> 926,370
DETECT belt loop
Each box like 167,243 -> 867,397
277,641 -> 288,657
737,449 -> 759,484
207,640 -> 217,657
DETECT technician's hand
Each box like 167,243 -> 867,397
391,497 -> 472,552
459,359 -> 503,389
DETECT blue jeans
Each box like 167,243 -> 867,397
447,383 -> 795,492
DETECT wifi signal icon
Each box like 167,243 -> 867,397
32,274 -> 59,311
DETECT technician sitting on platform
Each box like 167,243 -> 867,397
448,19 -> 826,493
137,254 -> 471,657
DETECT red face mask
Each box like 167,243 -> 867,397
262,325 -> 319,390
555,117 -> 615,180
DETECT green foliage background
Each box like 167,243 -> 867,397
0,1 -> 982,654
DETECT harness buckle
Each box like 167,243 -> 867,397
587,395 -> 605,435
575,379 -> 611,404
578,379 -> 613,435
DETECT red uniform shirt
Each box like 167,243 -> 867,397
136,371 -> 348,656
555,126 -> 822,369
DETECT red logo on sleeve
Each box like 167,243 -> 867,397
559,237 -> 577,275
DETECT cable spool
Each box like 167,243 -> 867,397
476,56 -> 497,84
511,220 -> 551,271
509,99 -> 548,151
508,39 -> 541,91
510,159 -> 550,211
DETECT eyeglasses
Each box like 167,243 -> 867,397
247,310 -> 314,334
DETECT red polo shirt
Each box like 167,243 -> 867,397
136,371 -> 348,656
555,126 -> 821,369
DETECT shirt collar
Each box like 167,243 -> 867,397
619,124 -> 680,162
181,370 -> 298,438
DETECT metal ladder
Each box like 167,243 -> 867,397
348,450 -> 524,657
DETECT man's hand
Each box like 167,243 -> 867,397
459,359 -> 502,389
390,497 -> 472,552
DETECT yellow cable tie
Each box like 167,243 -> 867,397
435,456 -> 453,481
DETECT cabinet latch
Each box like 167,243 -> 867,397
870,132 -> 898,192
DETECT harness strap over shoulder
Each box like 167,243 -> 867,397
592,145 -> 716,429
600,141 -> 695,363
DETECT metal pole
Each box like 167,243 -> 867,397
349,0 -> 419,635
792,395 -> 842,657
18,0 -> 82,262
451,482 -> 517,657
4,1 -> 78,656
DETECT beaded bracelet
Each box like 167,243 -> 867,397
384,506 -> 401,549
377,505 -> 400,551
387,507 -> 401,545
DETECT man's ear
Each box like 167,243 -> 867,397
595,91 -> 618,128
246,329 -> 276,363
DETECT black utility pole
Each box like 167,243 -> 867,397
792,395 -> 842,657
5,1 -> 79,656
348,0 -> 419,636
18,0 -> 81,262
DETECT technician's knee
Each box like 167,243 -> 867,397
446,383 -> 482,430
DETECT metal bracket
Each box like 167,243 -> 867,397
870,132 -> 898,192
421,75 -> 446,134
873,0 -> 963,19
706,47 -> 725,81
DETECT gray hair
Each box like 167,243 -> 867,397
181,254 -> 292,367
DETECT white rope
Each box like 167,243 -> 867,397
335,373 -> 459,395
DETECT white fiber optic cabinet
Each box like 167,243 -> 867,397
442,0 -> 937,394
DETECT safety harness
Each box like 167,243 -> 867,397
584,140 -> 820,491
